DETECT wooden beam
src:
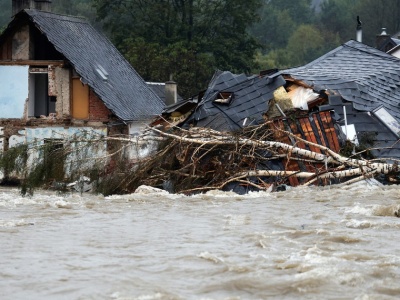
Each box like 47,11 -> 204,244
0,60 -> 65,66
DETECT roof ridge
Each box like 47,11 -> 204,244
343,40 -> 400,62
24,9 -> 89,24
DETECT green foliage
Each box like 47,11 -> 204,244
0,0 -> 11,30
286,25 -> 325,66
93,0 -> 261,97
251,0 -> 313,51
121,38 -> 214,97
318,0 -> 360,42
354,0 -> 400,46
339,132 -> 376,160
0,144 -> 28,181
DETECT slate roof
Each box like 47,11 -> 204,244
5,9 -> 165,122
184,71 -> 286,131
279,40 -> 400,122
280,40 -> 400,159
146,82 -> 183,103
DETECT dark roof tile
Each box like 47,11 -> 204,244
184,71 -> 285,131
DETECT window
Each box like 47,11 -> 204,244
28,67 -> 56,118
213,92 -> 234,105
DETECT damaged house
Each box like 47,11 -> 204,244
0,1 -> 165,179
157,40 -> 400,191
174,40 -> 400,161
279,40 -> 400,160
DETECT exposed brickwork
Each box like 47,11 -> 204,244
89,89 -> 111,121
48,65 -> 57,96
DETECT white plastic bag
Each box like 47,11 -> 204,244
291,86 -> 319,110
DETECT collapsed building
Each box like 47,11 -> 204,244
156,40 -> 400,192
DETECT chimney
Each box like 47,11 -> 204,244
356,16 -> 362,43
12,0 -> 52,16
165,81 -> 178,106
376,28 -> 390,49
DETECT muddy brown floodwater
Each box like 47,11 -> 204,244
1,181 -> 400,300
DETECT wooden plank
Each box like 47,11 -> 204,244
0,60 -> 65,66
312,114 -> 327,147
299,117 -> 321,153
320,111 -> 340,152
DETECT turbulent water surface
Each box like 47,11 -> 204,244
1,181 -> 400,300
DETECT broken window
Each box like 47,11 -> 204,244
0,65 -> 28,118
28,67 -> 56,118
213,92 -> 234,105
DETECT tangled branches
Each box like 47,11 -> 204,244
129,123 -> 399,194
1,124 -> 399,195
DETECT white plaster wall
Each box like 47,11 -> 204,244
127,120 -> 159,160
0,65 -> 29,118
128,121 -> 148,136
9,126 -> 108,178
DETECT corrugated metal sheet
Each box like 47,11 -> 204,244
16,9 -> 165,122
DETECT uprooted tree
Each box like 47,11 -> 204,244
0,122 -> 399,196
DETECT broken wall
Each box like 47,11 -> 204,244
49,66 -> 70,118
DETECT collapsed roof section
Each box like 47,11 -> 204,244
183,70 -> 286,131
279,40 -> 400,122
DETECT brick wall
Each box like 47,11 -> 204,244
89,89 -> 111,121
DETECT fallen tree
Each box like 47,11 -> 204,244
0,123 -> 398,195
137,124 -> 399,193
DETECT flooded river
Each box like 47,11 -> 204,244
1,181 -> 400,300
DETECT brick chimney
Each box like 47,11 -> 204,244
376,28 -> 390,48
12,0 -> 52,16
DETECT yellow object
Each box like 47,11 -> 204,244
72,78 -> 89,119
171,111 -> 182,117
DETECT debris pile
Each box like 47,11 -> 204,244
124,123 -> 399,194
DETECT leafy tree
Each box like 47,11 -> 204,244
0,0 -> 11,31
318,0 -> 360,42
121,38 -> 213,97
251,0 -> 313,52
52,0 -> 102,30
286,24 -> 325,66
355,0 -> 400,46
93,0 -> 262,97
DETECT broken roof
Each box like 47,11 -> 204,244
279,40 -> 400,122
184,71 -> 286,131
2,9 -> 165,122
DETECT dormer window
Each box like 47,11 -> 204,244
213,92 -> 234,105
